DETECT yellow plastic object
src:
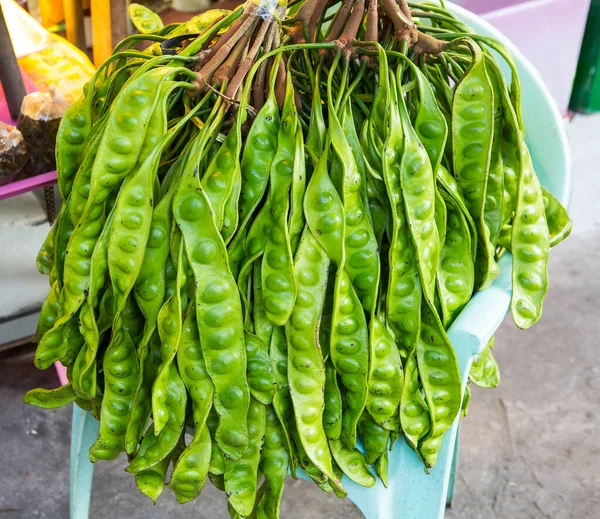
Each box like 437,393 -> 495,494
90,0 -> 112,67
0,0 -> 51,58
63,0 -> 86,49
18,33 -> 95,103
38,0 -> 64,28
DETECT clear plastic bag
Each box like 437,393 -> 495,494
0,121 -> 29,185
17,88 -> 68,177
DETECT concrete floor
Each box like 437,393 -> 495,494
1,114 -> 599,518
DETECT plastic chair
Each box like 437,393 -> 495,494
66,2 -> 572,518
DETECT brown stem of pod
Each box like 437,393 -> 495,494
325,0 -> 355,43
412,31 -> 447,56
213,32 -> 250,86
252,20 -> 278,110
199,11 -> 234,52
226,17 -> 274,102
381,0 -> 447,55
364,0 -> 378,43
337,0 -> 365,59
290,0 -> 333,42
381,0 -> 417,46
361,0 -> 378,65
398,0 -> 412,20
210,3 -> 256,55
307,0 -> 338,41
195,13 -> 259,89
190,11 -> 241,79
194,8 -> 253,72
275,56 -> 286,109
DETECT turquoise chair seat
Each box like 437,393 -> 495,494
67,2 -> 572,518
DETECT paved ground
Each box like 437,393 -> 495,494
1,119 -> 599,519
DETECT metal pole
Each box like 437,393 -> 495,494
0,3 -> 26,120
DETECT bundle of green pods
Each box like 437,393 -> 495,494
26,0 -> 571,515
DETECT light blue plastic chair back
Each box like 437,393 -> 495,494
67,2 -> 571,518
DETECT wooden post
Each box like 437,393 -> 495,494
0,3 -> 26,120
63,0 -> 86,49
110,0 -> 128,49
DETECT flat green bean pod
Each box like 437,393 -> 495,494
261,68 -> 298,326
434,187 -> 447,254
201,105 -> 241,236
400,355 -> 431,452
152,243 -> 184,434
168,426 -> 211,504
78,207 -> 115,390
396,70 -> 440,302
207,406 -> 226,476
383,74 -> 422,357
257,405 -> 289,519
126,331 -> 161,455
285,228 -> 342,491
437,164 -> 478,261
245,331 -> 277,405
305,60 -> 327,161
469,337 -> 500,388
24,383 -> 77,409
543,187 -> 572,247
129,3 -> 164,34
329,269 -> 369,449
126,363 -> 187,472
451,39 -> 499,290
270,363 -> 298,477
396,52 -> 448,172
510,142 -> 550,329
178,309 -> 214,430
288,129 -> 307,255
328,65 -> 379,315
329,439 -> 375,488
67,116 -> 109,226
89,328 -> 139,461
290,421 -> 328,487
55,95 -> 93,199
417,302 -> 461,469
323,360 -> 343,440
366,316 -> 403,428
134,424 -> 171,503
375,448 -> 389,488
461,382 -> 471,419
36,221 -> 56,276
225,398 -> 266,516
252,262 -> 275,346
437,191 -> 475,327
238,55 -> 281,226
174,142 -> 250,460
483,57 -> 506,247
303,145 -> 344,266
35,280 -> 60,343
358,412 -> 390,465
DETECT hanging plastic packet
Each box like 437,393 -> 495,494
17,87 -> 69,177
250,0 -> 286,21
0,121 -> 29,186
